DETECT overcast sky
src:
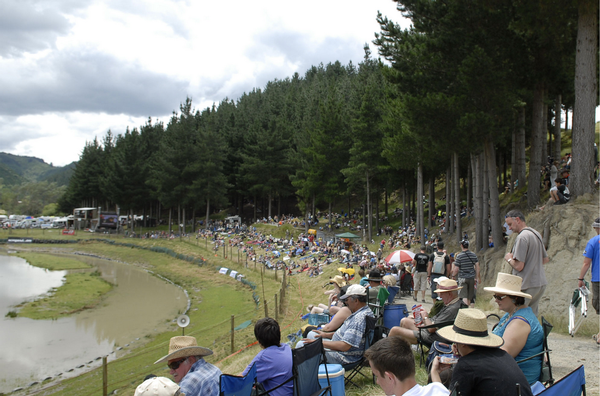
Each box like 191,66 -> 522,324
0,0 -> 414,167
1,1 -> 597,168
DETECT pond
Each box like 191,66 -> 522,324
0,254 -> 188,393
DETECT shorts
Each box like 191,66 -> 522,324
593,281 -> 599,315
414,272 -> 428,291
458,278 -> 475,301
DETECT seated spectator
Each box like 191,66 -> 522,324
154,336 -> 221,396
365,336 -> 448,396
484,273 -> 543,385
242,318 -> 293,396
134,376 -> 181,396
367,269 -> 385,306
307,276 -> 346,315
431,309 -> 533,396
296,285 -> 374,365
539,178 -> 570,210
389,279 -> 466,346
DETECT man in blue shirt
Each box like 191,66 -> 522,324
578,217 -> 600,344
155,336 -> 221,396
297,284 -> 374,364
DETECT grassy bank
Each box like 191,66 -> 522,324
17,272 -> 113,320
16,252 -> 91,270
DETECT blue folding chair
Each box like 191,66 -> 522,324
220,362 -> 258,396
535,365 -> 586,396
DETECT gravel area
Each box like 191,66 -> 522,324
548,332 -> 599,395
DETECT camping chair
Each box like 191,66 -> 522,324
535,364 -> 586,396
220,362 -> 258,396
569,285 -> 589,337
450,381 -> 531,396
416,320 -> 454,367
343,315 -> 381,388
260,337 -> 331,396
516,316 -> 554,386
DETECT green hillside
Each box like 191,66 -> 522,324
0,152 -> 74,186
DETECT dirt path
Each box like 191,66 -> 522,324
548,332 -> 599,395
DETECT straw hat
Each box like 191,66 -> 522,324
329,275 -> 347,288
433,279 -> 462,293
154,336 -> 213,364
483,273 -> 532,299
437,309 -> 504,347
134,377 -> 182,396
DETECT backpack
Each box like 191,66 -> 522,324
432,252 -> 447,275
425,341 -> 453,372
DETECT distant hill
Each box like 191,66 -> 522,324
0,152 -> 75,186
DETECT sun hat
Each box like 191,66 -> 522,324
154,336 -> 213,364
433,279 -> 462,293
437,308 -> 504,347
329,275 -> 347,288
367,269 -> 383,282
339,284 -> 367,300
483,273 -> 532,299
134,376 -> 182,396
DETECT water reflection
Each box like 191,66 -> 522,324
0,254 -> 188,393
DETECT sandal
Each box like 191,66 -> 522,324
307,304 -> 314,312
593,334 -> 600,345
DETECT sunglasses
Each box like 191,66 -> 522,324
494,295 -> 508,301
168,357 -> 188,370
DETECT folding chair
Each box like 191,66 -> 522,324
569,285 -> 590,337
262,337 -> 331,396
416,320 -> 454,367
343,315 -> 379,388
517,316 -> 554,386
220,362 -> 258,396
536,364 -> 586,396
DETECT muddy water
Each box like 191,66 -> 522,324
0,254 -> 188,393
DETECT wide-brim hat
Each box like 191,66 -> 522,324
329,275 -> 346,288
134,376 -> 181,396
367,269 -> 383,282
437,309 -> 504,348
483,273 -> 531,299
433,279 -> 462,293
154,336 -> 213,364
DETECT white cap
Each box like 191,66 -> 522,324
134,377 -> 181,396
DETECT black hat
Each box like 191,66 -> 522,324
460,240 -> 469,248
368,269 -> 383,282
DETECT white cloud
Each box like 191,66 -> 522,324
0,0 -> 410,166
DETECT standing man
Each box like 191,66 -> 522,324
154,336 -> 221,396
578,217 -> 600,344
452,240 -> 480,308
428,242 -> 451,301
412,246 -> 430,303
504,210 -> 549,315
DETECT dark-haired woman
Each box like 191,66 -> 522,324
242,318 -> 293,396
485,273 -> 544,385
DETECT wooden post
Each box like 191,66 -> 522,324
264,299 -> 269,318
279,288 -> 283,314
274,267 -> 278,281
274,294 -> 278,322
206,237 -> 207,249
102,356 -> 108,396
230,315 -> 235,354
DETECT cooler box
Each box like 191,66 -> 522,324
318,364 -> 345,396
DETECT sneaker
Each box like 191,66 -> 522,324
413,296 -> 417,301
422,300 -> 426,303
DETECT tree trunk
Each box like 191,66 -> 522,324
445,167 -> 453,235
417,163 -> 424,242
205,198 -> 210,228
402,185 -> 407,229
192,208 -> 196,232
453,152 -> 461,243
253,195 -> 257,223
467,164 -> 472,214
485,139 -> 505,249
366,171 -> 372,242
527,83 -> 545,208
305,202 -> 310,234
516,107 -> 527,190
429,177 -> 435,229
471,153 -> 484,252
570,0 -> 598,197
481,152 -> 489,252
554,95 -> 562,160
182,207 -> 186,235
168,208 -> 172,234
541,99 -> 548,166
375,189 -> 380,236
177,204 -> 181,234
277,194 -> 281,218
565,107 -> 569,131
328,202 -> 333,231
385,188 -> 388,217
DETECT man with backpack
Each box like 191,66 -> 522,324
451,240 -> 480,307
428,242 -> 451,301
412,246 -> 430,303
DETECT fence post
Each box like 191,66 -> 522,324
279,289 -> 283,314
274,294 -> 278,322
264,300 -> 269,318
231,315 -> 235,354
274,267 -> 277,281
102,356 -> 108,396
